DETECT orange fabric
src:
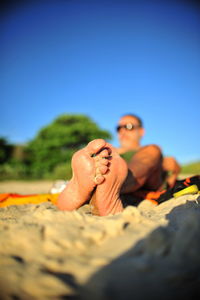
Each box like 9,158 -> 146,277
0,193 -> 59,208
131,189 -> 166,205
0,193 -> 37,202
145,190 -> 166,201
0,193 -> 10,202
183,177 -> 191,187
0,188 -> 166,208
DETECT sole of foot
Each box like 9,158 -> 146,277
90,143 -> 128,216
56,139 -> 111,211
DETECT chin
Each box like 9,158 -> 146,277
121,142 -> 130,148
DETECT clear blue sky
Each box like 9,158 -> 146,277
1,0 -> 200,164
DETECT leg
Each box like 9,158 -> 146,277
162,156 -> 181,188
56,139 -> 110,210
121,144 -> 163,194
90,144 -> 128,216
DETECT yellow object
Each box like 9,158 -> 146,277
0,193 -> 59,208
173,185 -> 199,198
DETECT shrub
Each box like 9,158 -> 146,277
181,161 -> 200,174
44,162 -> 72,180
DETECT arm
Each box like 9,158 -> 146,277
121,145 -> 163,193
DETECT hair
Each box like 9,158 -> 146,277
121,113 -> 143,128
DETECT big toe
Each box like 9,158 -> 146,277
87,139 -> 107,156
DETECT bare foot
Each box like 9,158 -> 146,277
90,144 -> 128,216
56,139 -> 111,210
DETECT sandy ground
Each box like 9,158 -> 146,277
0,183 -> 200,299
0,180 -> 54,194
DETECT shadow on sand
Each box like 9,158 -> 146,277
34,197 -> 200,300
74,198 -> 200,300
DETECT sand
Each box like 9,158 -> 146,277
0,181 -> 54,194
0,184 -> 200,300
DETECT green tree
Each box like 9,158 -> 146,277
0,138 -> 28,180
26,114 -> 112,178
0,137 -> 13,164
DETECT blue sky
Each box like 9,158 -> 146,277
1,0 -> 200,165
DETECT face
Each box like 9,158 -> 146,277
117,116 -> 145,149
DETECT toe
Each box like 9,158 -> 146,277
100,158 -> 109,166
87,139 -> 106,156
94,174 -> 105,184
98,148 -> 110,158
99,165 -> 109,174
95,157 -> 109,169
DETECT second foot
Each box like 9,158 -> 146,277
90,144 -> 128,216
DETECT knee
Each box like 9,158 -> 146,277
144,144 -> 162,159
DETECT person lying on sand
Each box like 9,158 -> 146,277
57,114 -> 181,216
116,114 -> 181,190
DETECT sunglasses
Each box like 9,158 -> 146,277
116,123 -> 141,132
